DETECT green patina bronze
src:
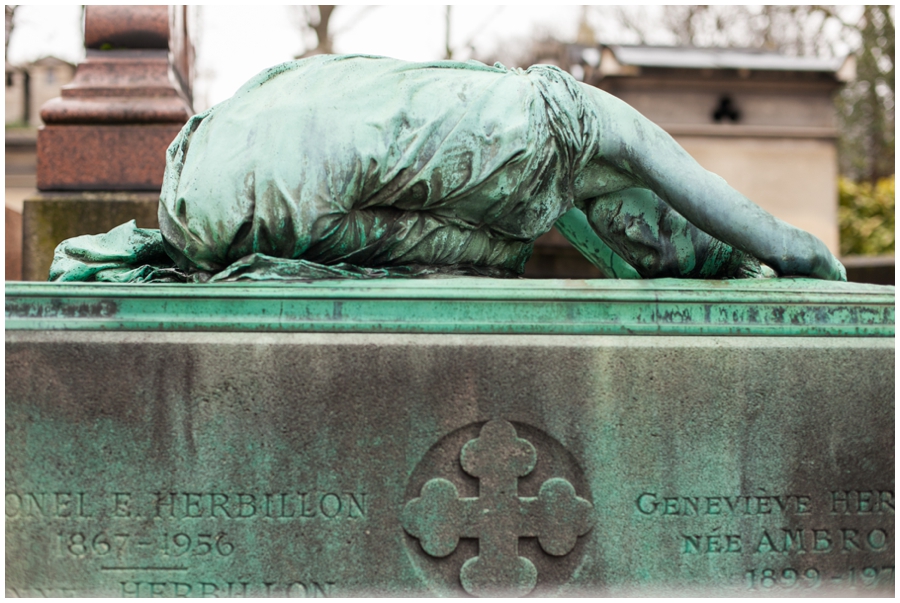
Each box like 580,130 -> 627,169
5,279 -> 893,336
48,55 -> 844,284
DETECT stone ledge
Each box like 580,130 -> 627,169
5,278 -> 894,336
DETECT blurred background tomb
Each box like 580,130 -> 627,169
522,43 -> 857,279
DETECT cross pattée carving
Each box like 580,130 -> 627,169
401,420 -> 594,597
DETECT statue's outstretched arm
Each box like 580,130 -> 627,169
582,86 -> 845,281
564,187 -> 774,279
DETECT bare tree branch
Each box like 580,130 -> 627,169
289,5 -> 337,59
6,5 -> 17,57
614,6 -> 651,45
444,5 -> 452,60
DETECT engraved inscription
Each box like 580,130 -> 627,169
635,490 -> 894,518
635,488 -> 894,591
54,531 -> 235,559
745,566 -> 895,591
636,492 -> 815,516
830,490 -> 896,515
680,527 -> 892,555
5,492 -> 92,518
6,487 -> 362,597
118,580 -> 336,598
6,490 -> 367,521
152,491 -> 367,520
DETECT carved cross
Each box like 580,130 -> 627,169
402,420 -> 594,597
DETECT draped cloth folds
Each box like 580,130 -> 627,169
51,56 -> 593,283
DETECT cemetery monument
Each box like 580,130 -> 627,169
6,13 -> 894,598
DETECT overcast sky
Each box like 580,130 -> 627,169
7,5 -> 601,111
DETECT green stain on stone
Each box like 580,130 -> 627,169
6,279 -> 893,336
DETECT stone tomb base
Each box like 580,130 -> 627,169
5,279 -> 895,597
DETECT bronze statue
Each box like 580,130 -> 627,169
50,55 -> 846,283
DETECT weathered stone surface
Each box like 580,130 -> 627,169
5,280 -> 894,596
22,192 -> 159,281
6,206 -> 23,280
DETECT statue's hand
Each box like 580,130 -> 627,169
776,234 -> 846,281
799,238 -> 847,281
818,254 -> 847,282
